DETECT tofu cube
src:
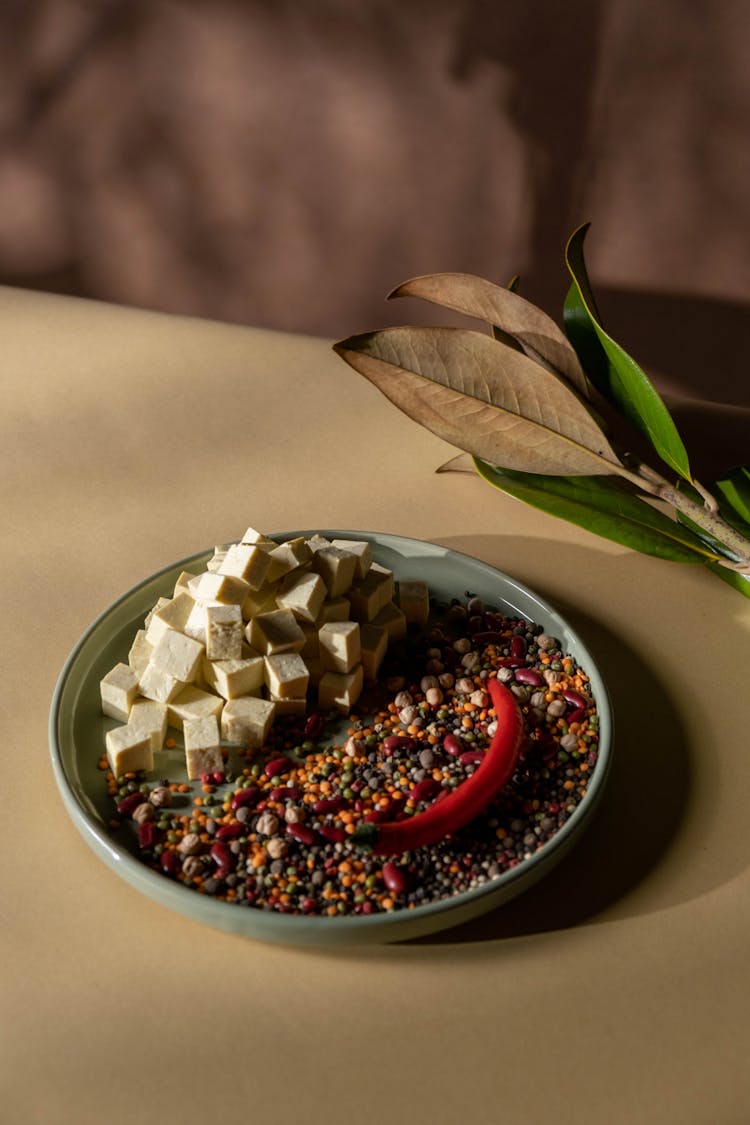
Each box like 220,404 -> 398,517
247,608 -> 305,654
275,571 -> 326,623
144,596 -> 170,628
138,661 -> 183,704
264,538 -> 312,582
150,628 -> 204,684
398,579 -> 430,626
127,630 -> 153,679
129,699 -> 168,752
167,685 -> 224,731
360,624 -> 388,681
105,724 -> 154,776
372,600 -> 407,642
316,596 -> 350,624
173,571 -> 197,597
348,567 -> 394,622
269,696 -> 307,717
318,621 -> 361,674
221,696 -> 276,748
241,525 -> 273,546
217,542 -> 271,589
318,666 -> 364,714
203,651 -> 265,699
183,715 -> 224,780
264,652 -> 310,699
188,572 -> 250,606
331,538 -> 372,579
207,546 -> 233,572
100,663 -> 139,721
312,547 -> 358,597
144,593 -> 196,645
205,603 -> 243,660
241,582 -> 279,621
305,534 -> 332,554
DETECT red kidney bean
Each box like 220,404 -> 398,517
230,787 -> 261,811
215,822 -> 244,841
160,849 -> 180,877
138,821 -> 160,850
443,733 -> 463,756
286,822 -> 318,846
304,712 -> 324,739
264,756 -> 291,779
459,750 -> 485,766
510,635 -> 527,659
364,808 -> 387,824
497,657 -> 524,668
566,707 -> 587,725
271,786 -> 302,802
562,689 -> 586,709
382,861 -> 408,894
514,667 -> 544,687
210,841 -> 235,876
117,791 -> 147,817
409,778 -> 441,803
313,796 -> 345,815
319,825 -> 347,843
471,630 -> 503,644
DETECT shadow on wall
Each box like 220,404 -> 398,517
0,0 -> 748,411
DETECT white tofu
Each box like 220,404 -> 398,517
203,652 -> 265,700
217,542 -> 271,589
100,663 -> 139,722
360,623 -> 388,681
247,608 -> 306,655
316,596 -> 350,624
167,685 -> 224,731
312,547 -> 358,596
150,628 -> 204,683
264,538 -> 312,582
397,578 -> 430,626
348,567 -> 394,622
205,603 -> 243,660
127,630 -> 153,679
241,582 -> 279,621
188,572 -> 250,606
269,696 -> 307,717
221,696 -> 276,748
331,538 -> 372,579
144,593 -> 196,645
206,544 -> 231,572
241,525 -> 273,546
173,571 -> 197,597
264,652 -> 310,699
318,666 -> 364,714
275,571 -> 326,623
138,661 -> 184,704
105,724 -> 154,777
305,534 -> 332,554
129,699 -> 168,752
372,600 -> 407,642
318,620 -> 361,674
183,715 -> 223,780
144,596 -> 170,628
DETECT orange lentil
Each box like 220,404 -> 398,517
165,738 -> 176,749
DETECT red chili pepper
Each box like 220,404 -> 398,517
353,678 -> 524,855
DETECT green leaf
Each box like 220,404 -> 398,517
702,563 -> 750,599
713,465 -> 750,528
334,326 -> 630,477
388,271 -> 593,399
564,224 -> 692,481
473,459 -> 719,563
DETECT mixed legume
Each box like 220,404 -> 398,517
101,593 -> 599,916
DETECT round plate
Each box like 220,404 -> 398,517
49,530 -> 613,945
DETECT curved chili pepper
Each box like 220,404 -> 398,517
353,677 -> 524,855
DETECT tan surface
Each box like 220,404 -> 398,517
2,287 -> 748,1124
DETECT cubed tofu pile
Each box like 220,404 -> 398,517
100,527 -> 431,782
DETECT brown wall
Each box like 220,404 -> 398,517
1,0 -> 748,409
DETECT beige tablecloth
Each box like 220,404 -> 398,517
2,287 -> 748,1125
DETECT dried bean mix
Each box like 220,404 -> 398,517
100,594 -> 600,916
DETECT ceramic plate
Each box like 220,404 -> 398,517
49,530 -> 613,945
